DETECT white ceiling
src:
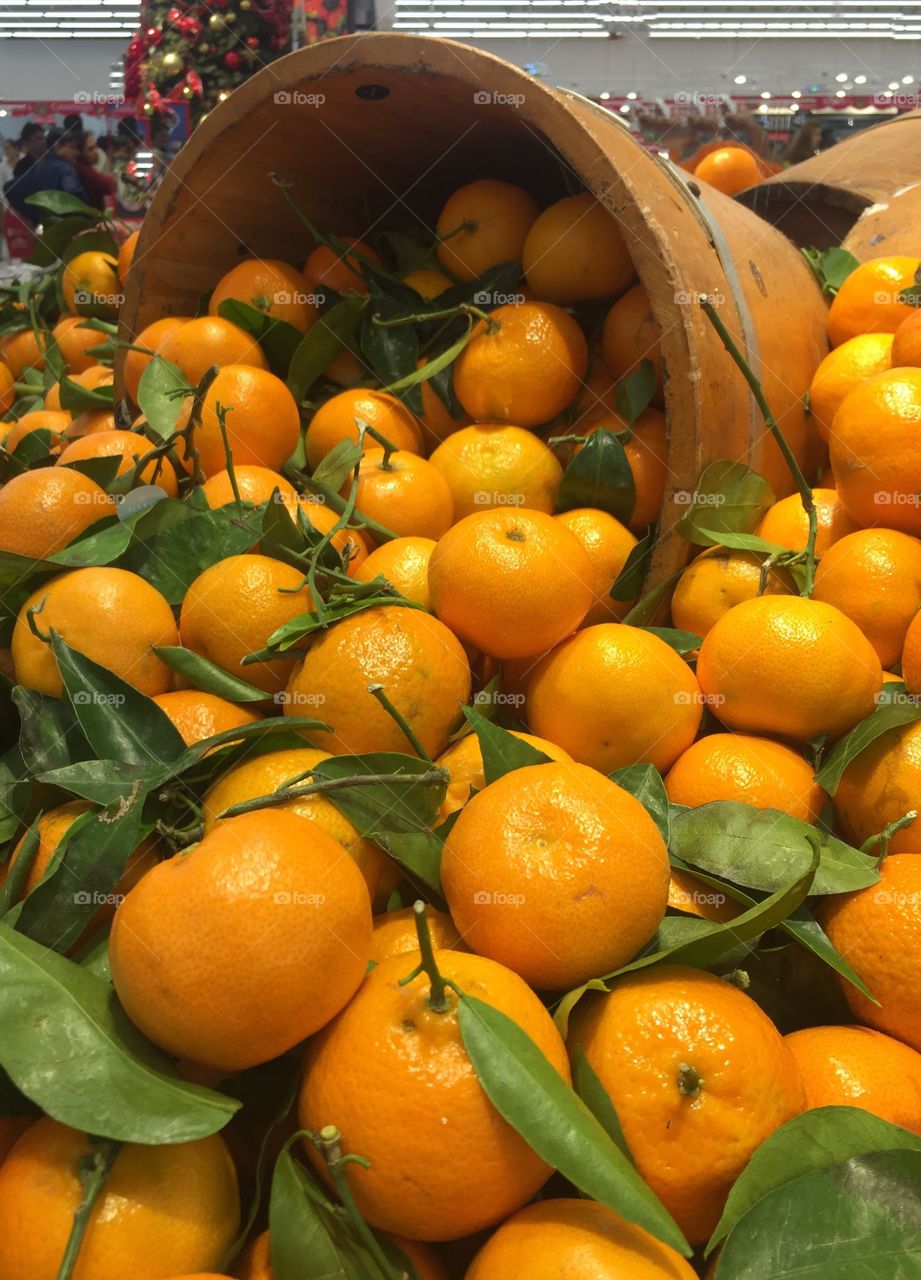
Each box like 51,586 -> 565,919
0,0 -> 136,38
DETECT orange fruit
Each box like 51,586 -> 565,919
284,605 -> 470,757
834,719 -> 921,854
826,255 -> 920,347
182,364 -> 301,478
157,316 -> 268,386
417,361 -> 470,448
0,362 -> 12,417
0,1118 -> 30,1165
465,1199 -> 697,1280
892,308 -> 921,366
830,367 -> 921,534
0,1119 -> 239,1280
13,567 -> 178,698
665,733 -> 826,822
442,761 -> 669,989
111,809 -> 372,1070
428,508 -> 593,660
353,536 -> 436,608
578,409 -> 669,532
5,409 -> 72,454
200,464 -> 298,513
813,528 -> 921,668
234,1230 -> 272,1280
822,854 -> 921,1052
902,606 -> 921,691
435,729 -> 571,821
601,283 -> 664,407
303,238 -> 381,296
453,302 -> 588,428
123,316 -> 190,404
667,868 -> 740,924
61,250 -> 122,319
179,554 -> 314,696
209,258 -> 319,334
305,388 -> 423,471
554,507 -> 638,624
57,429 -> 179,496
694,146 -> 764,195
526,624 -> 702,773
296,497 -> 370,575
808,332 -> 894,440
695,596 -> 882,743
45,362 -> 113,412
429,424 -> 562,519
353,447 -> 454,540
570,965 -> 805,1244
201,746 -> 390,900
298,950 -> 571,1240
52,315 -> 105,374
522,193 -> 635,304
117,228 -> 139,283
370,906 -> 463,963
435,179 -> 538,282
755,488 -> 858,556
670,546 -> 794,638
786,1025 -> 921,1135
0,328 -> 45,379
0,466 -> 113,559
403,268 -> 453,300
64,408 -> 117,441
152,690 -> 260,747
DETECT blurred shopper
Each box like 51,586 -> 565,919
11,122 -> 46,180
5,125 -> 86,226
78,132 -> 116,211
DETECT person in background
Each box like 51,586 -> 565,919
0,138 -> 18,191
77,131 -> 116,211
11,122 -> 46,180
5,125 -> 86,226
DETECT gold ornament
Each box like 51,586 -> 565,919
142,102 -> 153,113
225,11 -> 236,21
240,0 -> 251,8
162,50 -> 179,67
208,13 -> 222,27
182,84 -> 192,96
198,41 -> 209,50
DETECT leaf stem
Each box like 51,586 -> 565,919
367,684 -> 432,761
218,766 -> 449,819
861,809 -> 918,857
698,295 -> 818,596
56,1139 -> 122,1280
313,1127 -> 404,1280
399,900 -> 451,1013
214,401 -> 242,515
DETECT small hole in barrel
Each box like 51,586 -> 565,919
356,83 -> 390,100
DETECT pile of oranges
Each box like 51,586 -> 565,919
1,166 -> 921,1280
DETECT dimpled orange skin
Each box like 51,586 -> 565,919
570,965 -> 806,1245
427,508 -> 594,660
200,465 -> 299,512
5,409 -> 72,454
152,691 -> 260,747
821,856 -> 921,1052
902,608 -> 921,693
453,302 -> 589,429
12,567 -> 178,698
285,605 -> 470,758
123,316 -> 189,404
435,179 -> 538,282
0,466 -> 113,559
306,389 -> 423,471
830,367 -> 921,534
694,146 -> 764,196
442,762 -> 670,990
465,1198 -> 697,1280
53,315 -> 108,375
526,624 -> 703,774
814,528 -> 921,668
353,447 -> 454,540
835,719 -> 921,853
201,746 -> 389,900
188,365 -> 301,478
370,906 -> 464,963
755,488 -> 858,556
429,423 -> 563,520
555,507 -> 638,623
0,1119 -> 239,1280
785,1025 -> 921,1135
826,256 -> 920,348
209,258 -> 320,334
435,729 -> 572,821
156,316 -> 268,386
57,429 -> 179,496
299,951 -> 571,1240
893,309 -> 921,367
110,809 -> 372,1071
601,283 -> 665,407
670,547 -> 792,639
808,333 -> 894,441
353,536 -> 435,609
664,733 -> 826,823
179,554 -> 314,696
695,596 -> 882,744
522,193 -> 636,304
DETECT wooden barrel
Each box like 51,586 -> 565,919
842,181 -> 921,261
118,32 -> 827,591
737,109 -> 921,251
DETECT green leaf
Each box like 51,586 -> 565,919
709,1106 -> 921,1254
13,687 -> 89,775
154,645 -> 269,703
816,696 -> 921,794
136,355 -> 189,440
60,453 -> 123,489
669,801 -> 879,896
383,325 -> 472,394
802,245 -> 861,298
464,706 -> 552,785
52,632 -> 187,766
215,298 -> 299,376
24,191 -> 101,218
690,528 -> 792,556
611,764 -> 670,843
48,515 -> 136,568
288,296 -> 367,403
622,569 -> 685,627
615,360 -> 656,427
37,760 -> 169,806
610,529 -> 654,602
269,1147 -> 364,1280
59,375 -> 113,415
0,825 -> 39,918
316,753 -> 446,838
60,229 -> 117,265
310,439 -> 363,492
676,460 -> 774,542
456,993 -> 690,1255
0,922 -> 239,1143
641,626 -> 701,656
361,296 -> 422,415
571,1043 -> 633,1160
714,1148 -> 921,1279
556,428 -> 635,525
259,593 -> 423,654
29,214 -> 96,268
375,828 -> 444,896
